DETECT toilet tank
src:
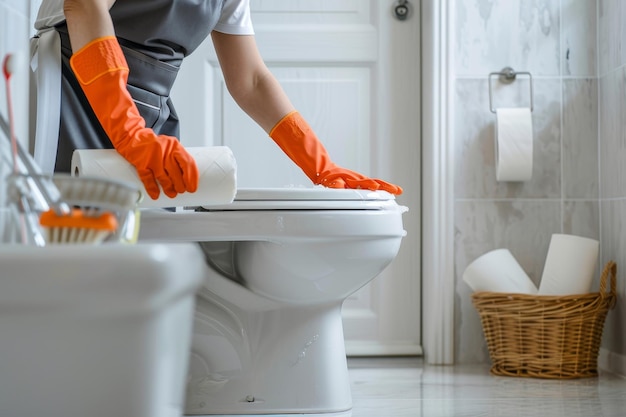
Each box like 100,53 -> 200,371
0,243 -> 205,417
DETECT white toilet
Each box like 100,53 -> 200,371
137,187 -> 408,415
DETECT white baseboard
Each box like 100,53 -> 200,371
599,348 -> 626,377
345,341 -> 423,357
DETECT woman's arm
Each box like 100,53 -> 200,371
211,31 -> 294,133
61,0 -> 199,199
210,31 -> 403,194
63,0 -> 116,51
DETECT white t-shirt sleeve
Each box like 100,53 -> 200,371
34,0 -> 66,30
214,0 -> 255,35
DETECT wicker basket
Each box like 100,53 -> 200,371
472,261 -> 617,379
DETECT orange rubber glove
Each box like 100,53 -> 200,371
69,36 -> 198,200
269,111 -> 403,195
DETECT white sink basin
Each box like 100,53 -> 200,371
0,243 -> 206,417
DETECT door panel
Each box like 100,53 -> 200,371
222,67 -> 371,187
171,0 -> 421,356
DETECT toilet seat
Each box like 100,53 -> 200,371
202,187 -> 399,211
138,187 -> 406,243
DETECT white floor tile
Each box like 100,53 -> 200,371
194,357 -> 626,416
348,357 -> 626,417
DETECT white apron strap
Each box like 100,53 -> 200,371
30,28 -> 62,174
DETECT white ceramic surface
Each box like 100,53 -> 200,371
137,188 -> 408,414
0,243 -> 205,417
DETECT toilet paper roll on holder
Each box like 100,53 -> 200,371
488,67 -> 533,113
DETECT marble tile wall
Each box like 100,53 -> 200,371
453,0 -> 601,363
598,0 -> 626,363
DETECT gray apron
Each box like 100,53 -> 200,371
51,0 -> 225,173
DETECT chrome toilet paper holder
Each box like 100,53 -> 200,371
488,67 -> 534,113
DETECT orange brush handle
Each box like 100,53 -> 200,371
40,209 -> 118,231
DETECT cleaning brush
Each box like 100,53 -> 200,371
2,53 -> 136,246
2,52 -> 40,245
50,174 -> 142,244
39,208 -> 118,245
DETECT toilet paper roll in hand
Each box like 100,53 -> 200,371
495,107 -> 533,182
462,248 -> 538,294
538,234 -> 599,295
71,146 -> 237,208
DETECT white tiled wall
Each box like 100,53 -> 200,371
598,0 -> 626,370
454,0 -> 625,374
452,0 -> 601,364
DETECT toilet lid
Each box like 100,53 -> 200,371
202,187 -> 398,210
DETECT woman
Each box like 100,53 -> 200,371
33,0 -> 402,199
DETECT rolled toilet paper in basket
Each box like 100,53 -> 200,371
71,146 -> 237,208
538,234 -> 599,295
462,248 -> 538,294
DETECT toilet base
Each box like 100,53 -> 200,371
184,295 -> 353,415
189,412 -> 353,417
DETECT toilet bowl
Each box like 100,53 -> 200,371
137,187 -> 408,415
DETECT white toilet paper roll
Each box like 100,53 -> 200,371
495,107 -> 533,182
538,234 -> 599,295
462,249 -> 538,294
71,146 -> 237,208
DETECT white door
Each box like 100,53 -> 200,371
172,0 -> 421,356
